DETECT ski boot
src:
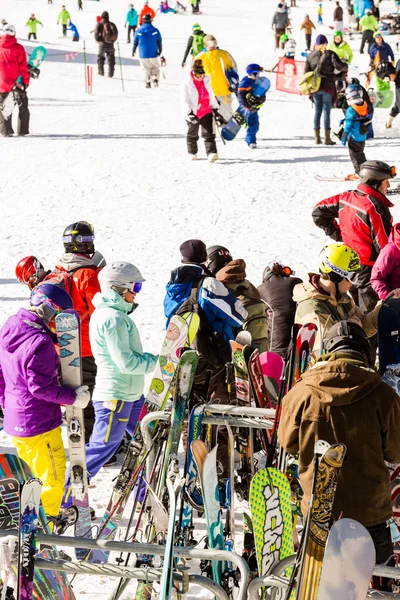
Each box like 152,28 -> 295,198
153,79 -> 159,88
145,82 -> 151,89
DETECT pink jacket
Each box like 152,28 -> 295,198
371,223 -> 400,299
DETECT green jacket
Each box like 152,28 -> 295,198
57,9 -> 71,25
327,40 -> 353,64
359,14 -> 378,32
89,289 -> 158,403
26,18 -> 43,33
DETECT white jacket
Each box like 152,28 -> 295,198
180,74 -> 219,121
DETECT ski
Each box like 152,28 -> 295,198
55,309 -> 91,560
243,346 -> 272,453
315,174 -> 400,183
230,340 -> 251,404
292,323 -> 318,382
17,479 -> 42,600
259,351 -> 285,406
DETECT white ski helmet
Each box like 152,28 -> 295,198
1,24 -> 16,36
99,261 -> 145,291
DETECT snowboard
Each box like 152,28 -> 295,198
259,351 -> 285,406
244,346 -> 272,453
317,518 -> 375,600
221,76 -> 271,141
378,296 -> 400,376
292,323 -> 318,381
230,340 -> 251,404
55,309 -> 91,560
17,478 -> 42,600
0,454 -> 75,600
368,87 -> 394,109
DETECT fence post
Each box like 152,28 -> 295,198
83,41 -> 88,93
117,43 -> 125,92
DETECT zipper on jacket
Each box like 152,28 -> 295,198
47,443 -> 58,480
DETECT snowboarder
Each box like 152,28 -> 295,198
293,243 -> 380,356
333,1 -> 344,32
67,21 -> 80,42
26,14 -> 43,41
0,282 -> 90,518
272,3 -> 290,50
125,4 -> 138,43
15,256 -> 50,290
181,22 -> 205,68
132,13 -> 162,88
139,1 -> 156,25
257,262 -> 303,358
57,5 -> 71,37
359,10 -> 378,54
327,31 -> 353,64
385,59 -> 400,128
369,32 -> 394,92
300,14 -> 315,52
312,161 -> 396,314
206,245 -> 269,352
180,58 -> 224,162
371,223 -> 400,299
194,34 -> 237,121
0,25 -> 30,138
46,222 -> 102,442
94,11 -> 118,78
305,34 -> 348,145
236,63 -> 269,149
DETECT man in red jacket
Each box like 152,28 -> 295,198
0,25 -> 30,137
312,160 -> 396,313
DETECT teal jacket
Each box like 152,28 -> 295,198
89,289 -> 157,403
126,8 -> 139,26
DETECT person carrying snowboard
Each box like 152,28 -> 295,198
180,58 -> 225,162
94,11 -> 118,78
181,22 -> 205,68
132,13 -> 162,88
0,282 -> 90,518
26,14 -> 43,41
139,1 -> 156,25
125,4 -> 138,43
57,5 -> 71,37
0,25 -> 30,138
278,319 -> 400,591
235,63 -> 270,149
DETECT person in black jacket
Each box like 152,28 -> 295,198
258,263 -> 302,358
305,33 -> 348,145
94,11 -> 118,77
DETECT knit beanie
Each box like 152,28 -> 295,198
315,34 -> 328,45
180,239 -> 207,264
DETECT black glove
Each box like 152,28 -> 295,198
15,82 -> 28,93
181,61 -> 186,68
245,93 -> 262,109
187,111 -> 199,124
212,108 -> 226,126
132,50 -> 136,57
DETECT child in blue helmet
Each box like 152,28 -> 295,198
237,63 -> 270,149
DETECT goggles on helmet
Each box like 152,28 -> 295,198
131,282 -> 143,294
391,166 -> 397,177
272,263 -> 294,277
31,289 -> 65,313
62,234 -> 95,244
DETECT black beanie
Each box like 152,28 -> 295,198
179,239 -> 207,264
101,11 -> 109,19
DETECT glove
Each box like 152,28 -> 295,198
386,115 -> 395,129
74,385 -> 90,409
181,61 -> 185,68
245,93 -> 262,110
187,111 -> 199,124
212,108 -> 226,126
132,51 -> 136,57
341,133 -> 348,146
15,82 -> 27,91
258,94 -> 266,104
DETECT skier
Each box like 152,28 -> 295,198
278,319 -> 400,591
46,222 -> 102,442
125,4 -> 138,44
339,82 -> 374,179
94,11 -> 118,78
63,262 -> 157,502
194,34 -> 238,121
0,25 -> 30,138
312,161 -> 396,314
0,282 -> 90,518
67,21 -> 80,42
327,31 -> 353,64
139,1 -> 156,25
305,34 -> 348,145
57,5 -> 71,37
300,14 -> 315,52
385,59 -> 400,128
15,256 -> 50,290
333,1 -> 344,32
236,63 -> 269,149
26,14 -> 43,41
189,0 -> 201,14
272,3 -> 290,50
257,263 -> 303,358
371,223 -> 400,299
359,9 -> 378,54
132,13 -> 162,88
77,0 -> 83,11
180,59 -> 225,162
206,245 -> 269,352
293,243 -> 381,356
181,23 -> 205,68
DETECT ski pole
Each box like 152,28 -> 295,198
117,43 -> 124,92
83,41 -> 87,94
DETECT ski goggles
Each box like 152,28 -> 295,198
130,282 -> 143,294
193,67 -> 205,75
272,263 -> 294,277
390,166 -> 397,177
62,234 -> 95,244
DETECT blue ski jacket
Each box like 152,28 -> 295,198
369,40 -> 394,63
133,23 -> 162,59
342,102 -> 373,142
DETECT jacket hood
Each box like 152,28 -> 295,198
92,288 -> 133,313
101,11 -> 109,20
0,308 -> 54,354
164,264 -> 204,322
0,35 -> 17,48
216,259 -> 246,284
292,274 -> 337,304
301,351 -> 381,406
56,253 -> 95,272
357,183 -> 394,207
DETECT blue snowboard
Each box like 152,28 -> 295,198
221,76 -> 271,142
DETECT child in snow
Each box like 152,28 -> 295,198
180,59 -> 226,162
340,82 -> 373,179
280,33 -> 296,58
317,3 -> 323,24
237,63 -> 270,149
0,283 -> 90,518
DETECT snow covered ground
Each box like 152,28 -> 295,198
1,0 -> 400,597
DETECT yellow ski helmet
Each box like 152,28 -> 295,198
319,243 -> 360,279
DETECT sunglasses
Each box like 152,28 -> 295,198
130,282 -> 143,294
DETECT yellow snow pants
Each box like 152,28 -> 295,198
13,426 -> 66,517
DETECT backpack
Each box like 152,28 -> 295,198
192,32 -> 205,56
103,21 -> 118,43
359,113 -> 373,135
44,265 -> 98,320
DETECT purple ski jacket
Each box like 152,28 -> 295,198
0,308 -> 76,438
371,224 -> 400,300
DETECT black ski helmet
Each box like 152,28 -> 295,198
359,160 -> 396,189
324,320 -> 371,363
206,245 -> 232,275
63,221 -> 95,255
143,13 -> 153,22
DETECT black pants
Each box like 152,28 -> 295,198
78,3 -> 83,9
28,33 -> 37,40
390,87 -> 400,118
366,522 -> 395,592
360,30 -> 374,53
127,25 -> 136,43
305,33 -> 311,50
98,45 -> 115,77
62,24 -> 67,36
350,264 -> 378,360
348,138 -> 366,174
186,112 -> 217,156
82,356 -> 97,443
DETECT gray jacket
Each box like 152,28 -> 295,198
272,9 -> 289,30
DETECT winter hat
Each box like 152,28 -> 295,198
180,239 -> 207,264
192,22 -> 201,31
374,31 -> 382,38
315,34 -> 328,46
203,34 -> 217,48
101,11 -> 109,20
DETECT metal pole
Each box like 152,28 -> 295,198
83,41 -> 87,93
117,43 -> 124,92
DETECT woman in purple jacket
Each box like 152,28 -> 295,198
0,282 -> 90,518
371,223 -> 400,299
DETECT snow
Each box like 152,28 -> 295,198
0,0 -> 400,596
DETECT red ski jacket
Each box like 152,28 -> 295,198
312,183 -> 393,267
0,35 -> 29,93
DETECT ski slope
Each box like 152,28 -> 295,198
1,0 -> 400,597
